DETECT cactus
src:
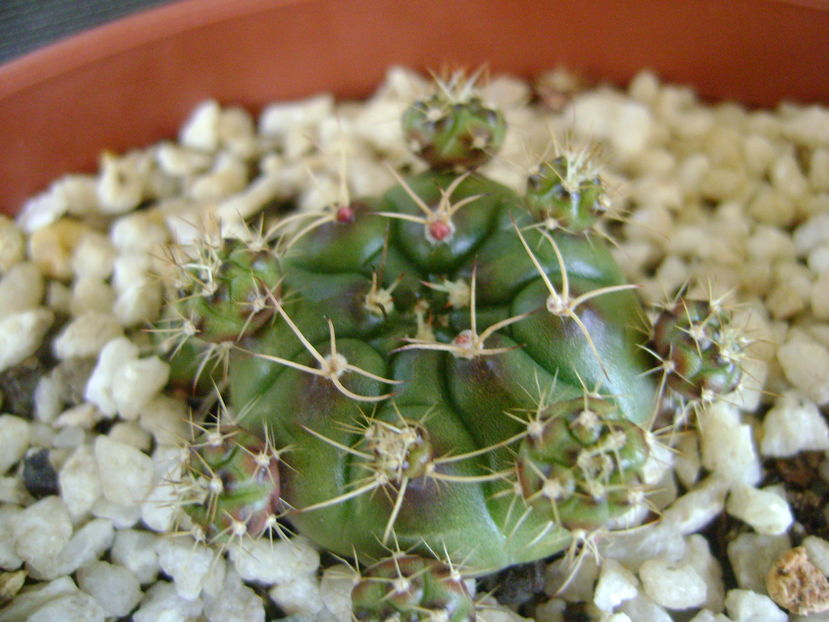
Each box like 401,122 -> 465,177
159,74 -> 745,618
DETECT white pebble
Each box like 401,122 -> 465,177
138,394 -> 190,446
110,529 -> 160,584
76,560 -> 142,618
0,415 -> 31,474
84,337 -> 139,416
259,94 -> 334,138
156,141 -> 213,177
689,611 -> 734,622
12,496 -> 72,572
0,262 -> 44,319
639,558 -> 707,610
803,536 -> 829,576
726,484 -> 793,535
0,309 -> 54,373
52,311 -> 122,359
133,581 -> 203,622
727,532 -> 792,593
593,559 -> 638,611
34,518 -> 114,581
760,392 -> 829,456
90,498 -> 141,529
202,568 -> 265,622
180,100 -> 222,152
110,210 -> 170,253
662,476 -> 730,535
69,277 -> 115,316
97,152 -> 147,214
58,444 -> 101,520
27,592 -> 105,622
602,522 -> 686,569
156,537 -> 225,601
618,594 -> 673,622
777,338 -> 829,404
568,91 -> 653,160
317,564 -> 356,622
229,536 -> 320,585
699,403 -> 761,485
111,356 -> 170,420
0,575 -> 77,622
269,574 -> 323,617
684,534 -> 725,612
70,233 -> 116,280
0,504 -> 24,569
0,215 -> 25,272
94,435 -> 154,507
794,212 -> 829,256
140,446 -> 184,533
108,420 -> 152,451
725,589 -> 787,622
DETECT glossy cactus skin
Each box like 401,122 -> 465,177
161,77 -> 744,608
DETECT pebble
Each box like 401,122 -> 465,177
32,518 -> 114,581
156,536 -> 225,600
593,559 -> 638,611
0,505 -> 24,570
111,356 -> 169,420
132,581 -> 203,622
765,546 -> 829,615
27,591 -> 105,622
0,263 -> 44,319
698,403 -> 761,485
21,448 -> 59,499
52,312 -> 123,360
76,560 -> 142,618
639,557 -> 707,609
0,216 -> 25,272
58,444 -> 102,520
70,232 -> 116,281
27,219 -> 92,280
777,338 -> 829,404
726,484 -> 793,536
760,392 -> 829,456
202,569 -> 265,622
0,309 -> 54,373
804,536 -> 829,576
269,574 -> 324,617
94,435 -> 153,507
725,589 -> 788,622
229,536 -> 320,586
110,529 -> 160,585
180,100 -> 222,151
11,496 -> 72,573
727,532 -> 792,593
84,337 -> 139,416
617,594 -> 673,622
0,416 -> 31,475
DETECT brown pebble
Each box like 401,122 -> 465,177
766,545 -> 829,615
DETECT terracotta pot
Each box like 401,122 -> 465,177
1,0 -> 828,216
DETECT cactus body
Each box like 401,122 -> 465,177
161,76 -> 745,610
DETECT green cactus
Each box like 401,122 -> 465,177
159,74 -> 745,618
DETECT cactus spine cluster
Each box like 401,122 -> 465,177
159,73 -> 746,620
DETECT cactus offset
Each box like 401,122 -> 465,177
158,73 -> 746,617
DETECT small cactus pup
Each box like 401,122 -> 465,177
157,73 -> 745,615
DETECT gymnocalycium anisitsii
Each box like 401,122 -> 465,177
157,73 -> 747,621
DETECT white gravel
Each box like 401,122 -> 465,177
1,66 -> 829,621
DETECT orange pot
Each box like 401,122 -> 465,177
1,0 -> 828,216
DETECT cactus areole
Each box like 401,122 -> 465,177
163,75 -> 743,613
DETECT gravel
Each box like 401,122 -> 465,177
1,65 -> 829,620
